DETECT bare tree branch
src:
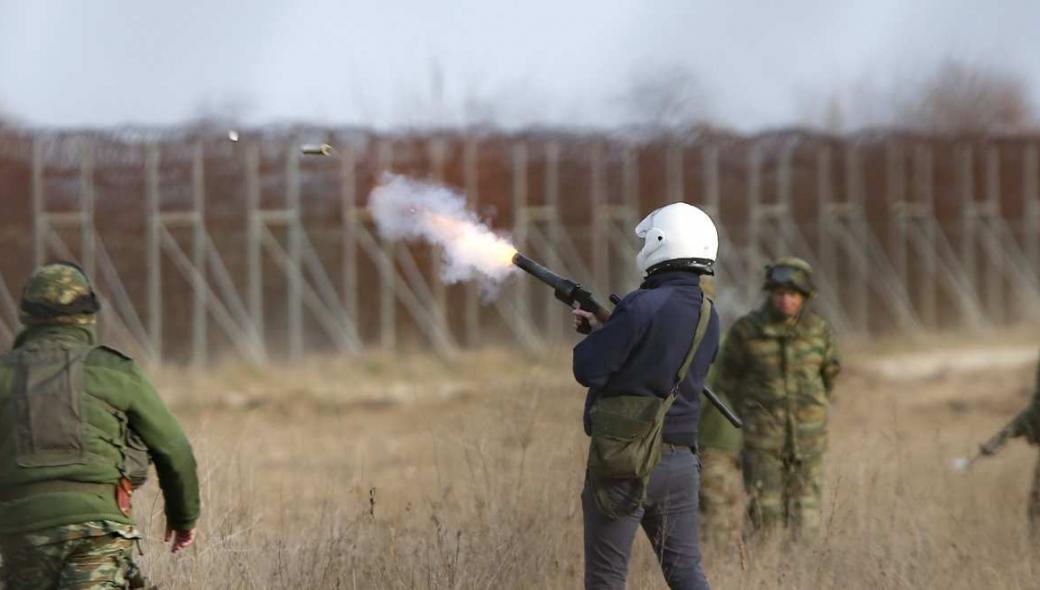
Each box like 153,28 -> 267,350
617,64 -> 711,132
898,59 -> 1035,134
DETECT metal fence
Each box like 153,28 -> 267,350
0,128 -> 1037,365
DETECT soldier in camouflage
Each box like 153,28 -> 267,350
712,257 -> 840,537
0,262 -> 200,590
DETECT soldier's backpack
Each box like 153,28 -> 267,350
586,295 -> 713,518
7,340 -> 151,490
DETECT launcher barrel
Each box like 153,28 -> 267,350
511,252 -> 567,292
512,252 -> 609,329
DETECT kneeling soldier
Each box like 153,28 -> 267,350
0,262 -> 200,590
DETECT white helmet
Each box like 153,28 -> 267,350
634,203 -> 719,276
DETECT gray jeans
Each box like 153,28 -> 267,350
582,447 -> 711,590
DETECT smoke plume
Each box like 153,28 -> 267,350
368,174 -> 518,288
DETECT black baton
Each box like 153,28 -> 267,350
703,385 -> 743,429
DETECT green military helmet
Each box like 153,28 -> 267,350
19,262 -> 101,326
763,256 -> 815,296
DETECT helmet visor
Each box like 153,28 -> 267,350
766,265 -> 812,294
767,265 -> 801,285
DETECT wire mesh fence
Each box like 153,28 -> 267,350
0,128 -> 1037,365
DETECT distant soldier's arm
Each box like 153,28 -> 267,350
122,363 -> 201,533
820,322 -> 841,398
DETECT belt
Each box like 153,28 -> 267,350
0,481 -> 114,502
663,443 -> 696,455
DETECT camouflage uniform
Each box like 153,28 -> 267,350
0,263 -> 199,590
1,522 -> 139,589
713,258 -> 840,536
698,364 -> 745,547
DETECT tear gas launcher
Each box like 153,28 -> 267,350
511,252 -> 743,429
511,253 -> 611,331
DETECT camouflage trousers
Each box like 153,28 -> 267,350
0,521 -> 142,590
698,448 -> 745,547
742,449 -> 824,537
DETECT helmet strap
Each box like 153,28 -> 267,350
645,258 -> 715,277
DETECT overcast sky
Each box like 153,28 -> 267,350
1,0 -> 1038,131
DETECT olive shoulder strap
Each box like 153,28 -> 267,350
669,294 -> 714,398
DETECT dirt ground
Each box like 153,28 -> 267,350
130,334 -> 1040,589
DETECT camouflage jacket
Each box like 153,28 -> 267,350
713,304 -> 840,457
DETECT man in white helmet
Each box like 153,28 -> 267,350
572,202 -> 720,590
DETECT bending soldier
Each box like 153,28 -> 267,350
979,355 -> 1040,531
0,263 -> 200,590
713,257 -> 840,537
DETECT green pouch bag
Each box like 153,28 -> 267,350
587,295 -> 713,518
10,341 -> 92,468
588,394 -> 675,480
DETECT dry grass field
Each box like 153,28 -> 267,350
128,333 -> 1040,589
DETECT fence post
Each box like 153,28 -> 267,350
146,145 -> 162,361
463,137 -> 481,346
914,144 -> 938,327
512,141 -> 531,332
377,140 -> 397,350
958,144 -> 977,308
428,138 -> 448,322
79,140 -> 96,279
191,143 -> 208,366
340,142 -> 360,342
545,140 -> 564,341
1025,144 -> 1040,270
245,142 -> 264,347
32,139 -> 45,267
590,142 -> 609,295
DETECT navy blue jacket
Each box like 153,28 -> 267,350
573,271 -> 720,447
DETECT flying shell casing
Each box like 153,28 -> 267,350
301,143 -> 334,156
